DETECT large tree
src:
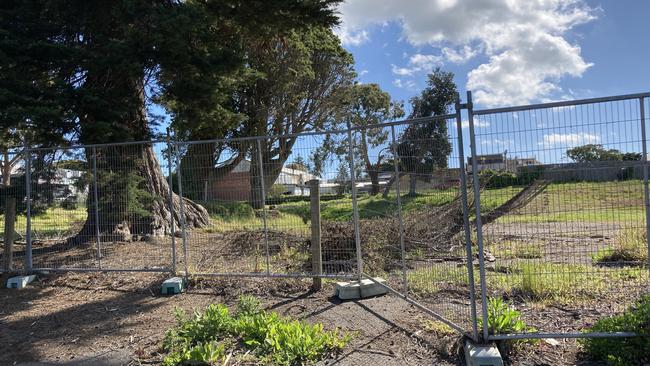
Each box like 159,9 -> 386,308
383,68 -> 457,197
1,1 -> 341,240
313,83 -> 404,195
567,144 -> 641,163
197,25 -> 355,209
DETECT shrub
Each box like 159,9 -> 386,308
580,295 -> 650,366
236,295 -> 262,317
268,184 -> 287,199
480,297 -> 534,336
479,167 -> 545,188
593,228 -> 648,265
162,296 -> 350,365
478,297 -> 535,355
202,201 -> 255,220
60,197 -> 78,210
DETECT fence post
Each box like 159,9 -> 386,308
256,139 -> 271,275
91,147 -> 102,268
467,91 -> 490,342
390,125 -> 408,296
24,142 -> 32,272
309,179 -> 322,291
346,120 -> 364,281
639,97 -> 650,270
166,129 -> 177,274
3,193 -> 16,272
455,94 -> 480,342
174,141 -> 190,281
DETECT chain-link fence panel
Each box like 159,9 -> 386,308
357,116 -> 477,336
1,149 -> 28,273
470,94 -> 650,338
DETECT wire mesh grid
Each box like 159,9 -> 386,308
354,117 -> 476,334
471,96 -> 650,336
1,149 -> 28,272
175,130 -> 360,278
92,142 -> 173,271
9,142 -> 175,272
28,146 -> 95,270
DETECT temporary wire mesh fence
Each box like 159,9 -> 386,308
1,91 -> 649,342
470,92 -> 650,340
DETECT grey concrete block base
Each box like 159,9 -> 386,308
6,275 -> 36,289
464,339 -> 503,366
335,277 -> 388,300
161,277 -> 185,295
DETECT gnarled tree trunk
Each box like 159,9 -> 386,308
74,69 -> 210,243
382,172 -> 407,198
75,144 -> 209,243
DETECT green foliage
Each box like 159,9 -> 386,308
163,297 -> 350,365
593,228 -> 648,265
268,184 -> 287,199
480,297 -> 534,335
580,295 -> 650,366
203,201 -> 255,220
236,295 -> 262,317
397,68 -> 457,176
162,342 -> 225,366
567,144 -> 642,163
235,312 -> 350,365
314,83 -> 405,195
60,197 -> 79,210
478,168 -> 544,188
479,169 -> 518,188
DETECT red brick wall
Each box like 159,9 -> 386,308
209,172 -> 251,201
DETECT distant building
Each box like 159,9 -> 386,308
41,169 -> 87,201
467,153 -> 540,173
209,159 -> 318,201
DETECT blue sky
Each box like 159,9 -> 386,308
325,0 -> 650,169
155,1 -> 649,176
336,0 -> 649,110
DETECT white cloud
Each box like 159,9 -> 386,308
393,78 -> 417,90
391,53 -> 442,76
479,138 -> 514,150
467,32 -> 592,107
542,132 -> 599,146
442,45 -> 478,64
334,27 -> 369,46
336,0 -> 597,106
359,69 -> 369,76
461,119 -> 490,129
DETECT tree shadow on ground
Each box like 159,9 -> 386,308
0,274 -> 168,364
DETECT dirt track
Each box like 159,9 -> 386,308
0,272 -> 461,366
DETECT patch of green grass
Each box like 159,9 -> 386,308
422,319 -> 456,336
406,262 -> 647,305
580,295 -> 650,366
478,186 -> 524,213
406,264 -> 470,296
494,180 -> 646,224
204,211 -> 310,233
163,296 -> 350,366
0,206 -> 87,239
278,188 -> 459,222
493,241 -> 543,259
593,228 -> 648,265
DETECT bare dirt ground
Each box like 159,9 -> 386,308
0,270 -> 613,366
0,272 -> 462,366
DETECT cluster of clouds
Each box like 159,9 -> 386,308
335,0 -> 597,107
542,132 -> 600,146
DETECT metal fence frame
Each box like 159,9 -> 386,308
469,91 -> 650,341
1,91 -> 649,343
